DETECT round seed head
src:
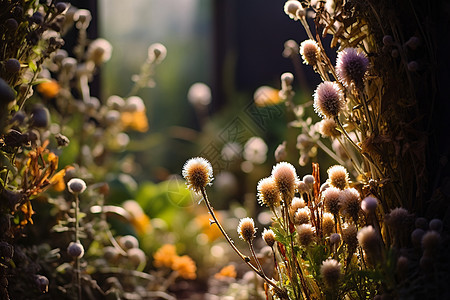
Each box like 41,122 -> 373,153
302,175 -> 315,188
262,228 -> 276,247
67,242 -> 84,258
318,118 -> 340,138
0,78 -> 16,104
148,43 -> 167,64
182,157 -> 213,193
257,177 -> 281,208
357,226 -> 380,254
320,182 -> 330,193
5,59 -> 21,74
322,213 -> 335,236
385,207 -> 412,228
320,259 -> 342,288
336,48 -> 369,88
67,178 -> 86,194
322,187 -> 341,215
188,82 -> 211,106
339,188 -> 361,222
271,162 -> 298,201
342,223 -> 358,252
330,233 -> 341,245
86,38 -> 112,65
296,224 -> 315,246
327,165 -> 349,190
35,275 -> 49,293
290,197 -> 306,212
361,196 -> 378,213
237,217 -> 256,243
300,39 -> 320,65
297,181 -> 308,194
118,235 -> 139,250
313,82 -> 345,118
293,208 -> 310,225
128,248 -> 146,267
284,1 -> 302,20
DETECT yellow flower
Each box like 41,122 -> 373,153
120,110 -> 149,132
214,265 -> 236,279
37,80 -> 60,98
153,244 -> 177,268
195,212 -> 222,242
172,255 -> 197,280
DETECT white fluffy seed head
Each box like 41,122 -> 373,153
182,157 -> 214,194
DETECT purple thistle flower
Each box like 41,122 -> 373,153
336,48 -> 369,88
313,81 -> 345,118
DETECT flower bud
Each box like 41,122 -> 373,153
237,217 -> 256,243
67,242 -> 84,258
67,178 -> 86,194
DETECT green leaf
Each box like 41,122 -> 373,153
29,60 -> 37,72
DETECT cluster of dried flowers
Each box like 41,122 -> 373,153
183,0 -> 445,299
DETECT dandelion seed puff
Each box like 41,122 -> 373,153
257,177 -> 281,208
272,162 -> 298,201
313,82 -> 345,119
318,118 -> 340,138
323,213 -> 335,236
320,259 -> 342,288
322,187 -> 341,215
293,208 -> 310,225
296,224 -> 315,246
300,39 -> 320,66
327,165 -> 349,190
182,157 -> 213,194
67,178 -> 86,194
336,48 -> 369,88
237,217 -> 256,243
262,228 -> 276,247
284,1 -> 302,20
361,196 -> 378,213
339,188 -> 361,222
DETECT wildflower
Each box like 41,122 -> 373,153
327,165 -> 349,190
67,178 -> 86,194
182,157 -> 213,193
237,217 -> 256,243
396,256 -> 409,277
320,259 -> 342,288
284,1 -> 303,20
336,48 -> 369,88
74,9 -> 92,29
303,175 -> 315,189
257,177 -> 281,208
342,223 -> 358,251
86,38 -> 112,65
121,96 -> 149,132
215,265 -> 237,279
361,196 -> 378,213
67,242 -> 84,258
322,187 -> 341,215
262,228 -> 276,247
154,244 -> 177,268
313,81 -> 345,118
300,39 -> 320,66
244,137 -> 268,164
318,118 -> 340,138
118,235 -> 139,250
293,207 -> 310,225
272,162 -> 298,201
195,213 -> 222,242
297,224 -> 315,246
339,188 -> 361,222
357,226 -> 381,262
323,213 -> 335,236
128,248 -> 146,267
188,82 -> 211,106
382,35 -> 394,46
290,197 -> 306,216
172,255 -> 197,279
148,43 -> 167,64
254,86 -> 282,107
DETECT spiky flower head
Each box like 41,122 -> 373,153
237,217 -> 256,243
257,177 -> 281,208
290,197 -> 306,217
327,165 -> 349,190
271,162 -> 298,201
293,208 -> 310,225
342,223 -> 358,252
262,228 -> 276,247
320,259 -> 342,288
296,224 -> 315,246
182,157 -> 213,194
313,81 -> 345,119
300,39 -> 320,66
67,178 -> 86,194
322,187 -> 341,215
357,226 -> 381,254
339,188 -> 361,222
336,48 -> 369,88
322,213 -> 335,236
318,118 -> 340,138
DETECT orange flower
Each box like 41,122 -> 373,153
37,80 -> 60,98
121,110 -> 149,132
153,244 -> 177,268
195,212 -> 222,242
172,255 -> 197,280
214,265 -> 237,279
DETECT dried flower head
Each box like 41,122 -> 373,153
330,233 -> 341,245
172,255 -> 197,280
293,208 -> 310,225
272,162 -> 298,201
257,177 -> 281,208
148,43 -> 167,64
300,39 -> 320,66
323,187 -> 341,215
339,188 -> 361,222
297,224 -> 315,246
67,178 -> 86,194
313,81 -> 345,119
327,165 -> 349,190
361,196 -> 378,213
336,48 -> 369,88
342,223 -> 358,251
86,38 -> 112,65
262,228 -> 276,247
357,226 -> 381,255
237,217 -> 256,243
284,1 -> 302,20
318,118 -> 340,138
297,181 -> 308,194
290,197 -> 306,217
182,157 -> 213,193
322,213 -> 335,236
320,259 -> 342,288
